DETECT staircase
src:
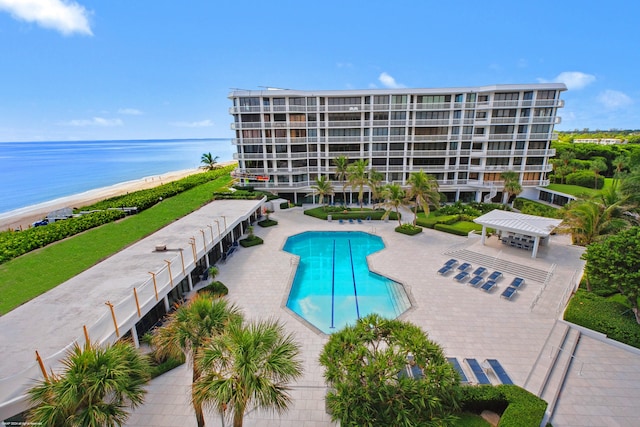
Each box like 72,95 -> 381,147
483,184 -> 498,203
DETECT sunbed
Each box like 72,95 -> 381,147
472,267 -> 487,276
437,265 -> 453,275
500,286 -> 517,300
510,277 -> 525,288
487,271 -> 503,281
464,358 -> 491,385
485,359 -> 513,384
444,258 -> 458,267
454,271 -> 469,282
468,275 -> 484,287
457,262 -> 471,272
447,357 -> 469,384
480,280 -> 497,292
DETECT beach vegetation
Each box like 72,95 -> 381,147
194,318 -> 303,427
320,314 -> 461,426
200,152 -> 220,170
27,340 -> 150,427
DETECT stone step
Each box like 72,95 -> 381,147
540,327 -> 581,418
524,320 -> 570,395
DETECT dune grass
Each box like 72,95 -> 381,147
0,175 -> 234,315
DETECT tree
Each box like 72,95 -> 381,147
501,171 -> 522,205
152,294 -> 243,427
27,340 -> 150,427
558,199 -> 628,247
308,175 -> 334,208
612,154 -> 629,177
201,152 -> 220,170
193,319 -> 303,427
582,227 -> 640,323
347,159 -> 370,209
407,170 -> 440,226
333,156 -> 350,205
379,184 -> 407,227
590,158 -> 608,189
367,169 -> 386,205
319,314 -> 460,427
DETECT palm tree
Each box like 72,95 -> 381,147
152,294 -> 243,427
333,156 -> 350,205
612,154 -> 629,177
201,152 -> 220,170
559,199 -> 628,247
590,158 -> 608,189
307,175 -> 334,208
27,340 -> 150,426
193,319 -> 303,427
347,159 -> 369,209
501,170 -> 522,205
367,169 -> 386,206
380,183 -> 407,227
407,170 -> 440,226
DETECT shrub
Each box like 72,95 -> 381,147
513,198 -> 561,218
459,385 -> 546,427
279,201 -> 290,209
564,289 -> 640,348
395,224 -> 422,235
566,170 -> 604,189
148,353 -> 185,379
239,235 -> 264,247
303,206 -> 396,221
434,221 -> 483,236
258,219 -> 278,227
416,214 -> 459,229
198,281 -> 229,297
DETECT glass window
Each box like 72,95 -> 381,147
290,97 -> 304,105
391,95 -> 407,104
494,92 -> 519,101
273,98 -> 285,105
536,90 -> 556,100
374,95 -> 389,104
466,93 -> 476,102
239,97 -> 260,106
455,94 -> 464,102
523,91 -> 534,100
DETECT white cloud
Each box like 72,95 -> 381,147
551,71 -> 596,90
169,119 -> 214,128
62,117 -> 123,127
378,72 -> 405,89
118,108 -> 143,115
517,58 -> 528,68
597,90 -> 633,110
0,0 -> 92,36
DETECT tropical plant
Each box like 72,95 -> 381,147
201,152 -> 220,170
612,154 -> 629,177
558,199 -> 628,247
152,294 -> 243,427
333,155 -> 350,205
367,169 -> 386,205
590,158 -> 608,189
319,314 -> 461,426
407,170 -> 440,226
501,170 -> 522,205
379,183 -> 407,227
308,175 -> 334,208
193,319 -> 303,427
347,159 -> 370,209
27,340 -> 150,427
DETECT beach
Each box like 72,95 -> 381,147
0,163 -> 235,232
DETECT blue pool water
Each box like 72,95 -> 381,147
283,231 -> 411,334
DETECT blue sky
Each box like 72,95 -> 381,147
0,0 -> 637,145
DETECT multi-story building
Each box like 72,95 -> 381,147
228,83 -> 566,204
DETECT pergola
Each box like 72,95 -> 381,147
473,210 -> 562,258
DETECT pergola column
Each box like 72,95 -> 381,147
532,236 -> 541,258
481,225 -> 487,244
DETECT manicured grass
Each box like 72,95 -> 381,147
545,178 -> 613,198
0,175 -> 234,315
453,413 -> 491,426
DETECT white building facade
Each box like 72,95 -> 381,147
228,83 -> 566,204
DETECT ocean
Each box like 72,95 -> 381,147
0,138 -> 233,214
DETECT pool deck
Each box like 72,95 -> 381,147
123,206 -> 640,427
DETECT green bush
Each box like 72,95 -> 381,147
566,170 -> 604,189
148,354 -> 185,379
416,214 -> 459,229
279,201 -> 290,209
239,236 -> 264,247
459,385 -> 547,427
435,221 -> 483,236
258,219 -> 278,227
303,206 -> 396,221
395,224 -> 423,235
513,198 -> 561,218
564,289 -> 640,348
198,281 -> 229,297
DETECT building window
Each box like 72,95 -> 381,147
478,95 -> 489,102
455,94 -> 464,102
416,95 -> 451,103
416,111 -> 449,119
307,97 -> 317,106
372,128 -> 388,136
536,90 -> 556,100
391,111 -> 406,120
531,124 -> 550,133
523,91 -> 534,100
328,97 -> 361,105
374,95 -> 389,104
493,109 -> 517,117
476,111 -> 487,119
290,97 -> 304,106
390,127 -> 406,135
273,98 -> 285,105
391,95 -> 407,104
239,97 -> 260,106
466,93 -> 476,102
373,112 -> 389,121
494,92 -> 519,101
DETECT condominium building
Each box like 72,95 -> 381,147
228,83 -> 566,204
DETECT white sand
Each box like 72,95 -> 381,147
0,162 -> 236,231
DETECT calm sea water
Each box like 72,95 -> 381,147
0,138 -> 233,214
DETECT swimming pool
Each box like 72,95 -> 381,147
283,231 -> 411,334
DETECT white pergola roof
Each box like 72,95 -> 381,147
473,209 -> 562,237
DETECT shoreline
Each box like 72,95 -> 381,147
0,163 -> 235,231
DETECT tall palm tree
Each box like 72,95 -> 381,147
407,170 -> 440,226
193,319 -> 303,427
501,170 -> 522,205
367,169 -> 386,206
380,183 -> 407,227
333,156 -> 350,205
307,175 -> 334,208
27,340 -> 150,426
347,159 -> 369,209
590,158 -> 608,189
559,199 -> 628,246
201,152 -> 220,170
152,294 -> 243,427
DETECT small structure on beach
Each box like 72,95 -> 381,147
46,207 -> 74,223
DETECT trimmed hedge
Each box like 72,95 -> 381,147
434,221 -> 484,236
258,219 -> 278,227
564,289 -> 640,348
304,206 -> 397,221
395,224 -> 422,235
566,170 -> 604,189
513,198 -> 561,218
416,214 -> 460,229
198,281 -> 229,297
459,385 -> 547,427
239,236 -> 264,247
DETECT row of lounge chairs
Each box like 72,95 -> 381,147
338,218 -> 367,224
447,357 -> 513,385
437,259 -> 525,300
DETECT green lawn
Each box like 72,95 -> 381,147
0,175 -> 234,315
545,178 -> 613,198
